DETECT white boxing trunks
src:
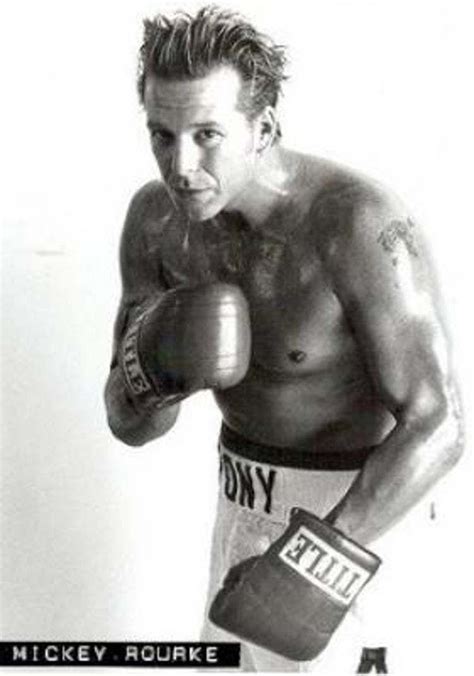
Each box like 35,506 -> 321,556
201,424 -> 381,673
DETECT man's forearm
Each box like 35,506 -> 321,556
104,366 -> 180,447
326,403 -> 463,545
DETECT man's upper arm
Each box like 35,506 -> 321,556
105,183 -> 181,445
111,182 -> 167,364
325,189 -> 453,423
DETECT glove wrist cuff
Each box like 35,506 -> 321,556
290,508 -> 381,572
119,310 -> 183,410
280,508 -> 381,607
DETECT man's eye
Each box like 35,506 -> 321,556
196,129 -> 223,145
150,130 -> 173,145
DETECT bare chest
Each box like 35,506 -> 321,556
158,219 -> 355,377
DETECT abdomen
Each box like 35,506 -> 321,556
214,359 -> 395,453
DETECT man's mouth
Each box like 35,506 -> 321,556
177,188 -> 206,193
172,187 -> 213,199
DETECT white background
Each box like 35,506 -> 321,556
1,0 -> 472,672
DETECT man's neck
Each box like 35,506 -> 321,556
223,145 -> 293,232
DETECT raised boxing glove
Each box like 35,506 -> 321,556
209,508 -> 381,662
119,282 -> 251,408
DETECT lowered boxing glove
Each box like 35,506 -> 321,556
209,508 -> 381,662
119,282 -> 251,407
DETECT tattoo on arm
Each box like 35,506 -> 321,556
377,218 -> 419,266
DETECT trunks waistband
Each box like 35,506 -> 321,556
220,423 -> 374,470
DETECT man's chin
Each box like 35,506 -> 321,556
176,197 -> 223,222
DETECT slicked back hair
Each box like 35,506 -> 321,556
137,5 -> 288,138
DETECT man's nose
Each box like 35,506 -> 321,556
171,137 -> 200,178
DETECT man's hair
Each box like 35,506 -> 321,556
137,5 -> 287,134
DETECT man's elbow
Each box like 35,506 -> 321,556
408,385 -> 465,471
108,424 -> 154,448
107,417 -> 152,448
107,418 -> 145,447
104,371 -> 180,447
106,408 -> 178,448
438,404 -> 465,470
437,381 -> 464,470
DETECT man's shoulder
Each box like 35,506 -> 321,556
121,180 -> 175,250
293,154 -> 407,250
295,156 -> 430,297
125,180 -> 172,229
119,181 -> 175,279
302,156 -> 399,214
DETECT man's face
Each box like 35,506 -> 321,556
143,66 -> 260,221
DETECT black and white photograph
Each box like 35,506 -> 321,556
1,0 -> 472,673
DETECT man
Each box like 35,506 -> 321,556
104,6 -> 463,672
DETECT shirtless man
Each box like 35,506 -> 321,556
104,6 -> 463,672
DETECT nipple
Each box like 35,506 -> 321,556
288,349 -> 306,363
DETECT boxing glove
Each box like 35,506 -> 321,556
119,282 -> 251,408
209,508 -> 381,662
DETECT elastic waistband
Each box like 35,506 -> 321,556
220,423 -> 374,470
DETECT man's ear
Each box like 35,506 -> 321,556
256,106 -> 278,153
